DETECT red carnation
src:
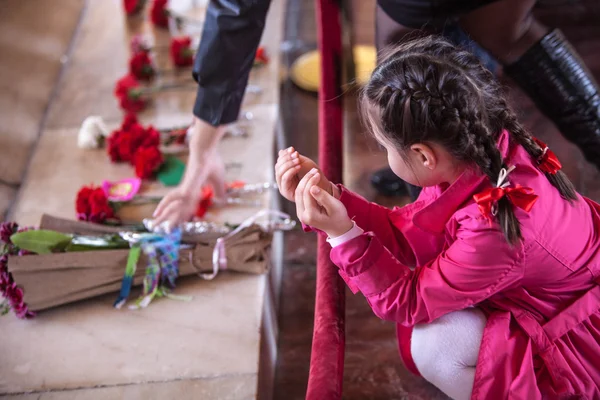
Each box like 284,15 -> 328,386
121,113 -> 139,131
254,47 -> 269,66
123,0 -> 146,15
76,185 -> 117,223
129,51 -> 155,81
170,36 -> 194,67
195,186 -> 214,218
114,74 -> 147,113
120,95 -> 146,113
150,0 -> 169,28
117,132 -> 136,162
107,129 -> 137,162
139,126 -> 161,149
107,130 -> 123,162
134,146 -> 164,179
115,74 -> 139,98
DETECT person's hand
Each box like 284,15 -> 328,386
152,187 -> 200,230
153,117 -> 226,229
275,146 -> 334,202
295,168 -> 353,238
153,137 -> 226,229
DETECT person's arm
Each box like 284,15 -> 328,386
154,0 -> 271,226
331,214 -> 525,325
192,0 -> 271,126
329,184 -> 435,266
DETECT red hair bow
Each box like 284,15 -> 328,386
533,137 -> 562,175
474,185 -> 538,222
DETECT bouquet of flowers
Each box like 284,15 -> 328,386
1,211 -> 294,318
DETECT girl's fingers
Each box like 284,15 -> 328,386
275,159 -> 300,193
295,167 -> 316,214
303,171 -> 322,213
275,158 -> 299,179
278,146 -> 295,159
281,164 -> 301,193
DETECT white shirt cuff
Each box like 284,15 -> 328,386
326,221 -> 364,248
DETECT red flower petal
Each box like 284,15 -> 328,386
150,0 -> 169,28
121,113 -> 139,131
134,146 -> 164,179
170,36 -> 194,67
129,51 -> 155,81
75,185 -> 116,223
195,186 -> 214,218
123,0 -> 145,15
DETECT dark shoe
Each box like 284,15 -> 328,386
371,167 -> 422,201
371,167 -> 408,197
504,29 -> 600,169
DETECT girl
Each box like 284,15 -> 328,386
275,36 -> 600,400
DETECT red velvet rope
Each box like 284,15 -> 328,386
306,0 -> 346,399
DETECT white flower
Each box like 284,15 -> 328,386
78,116 -> 109,149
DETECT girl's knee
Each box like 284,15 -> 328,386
410,308 -> 487,374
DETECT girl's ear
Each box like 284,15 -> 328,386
410,143 -> 436,170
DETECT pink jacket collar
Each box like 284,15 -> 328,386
412,130 -> 512,233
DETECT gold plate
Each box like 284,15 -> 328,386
290,45 -> 377,92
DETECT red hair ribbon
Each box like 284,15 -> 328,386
533,137 -> 562,175
473,166 -> 538,221
474,185 -> 538,222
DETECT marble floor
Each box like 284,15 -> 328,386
273,0 -> 600,399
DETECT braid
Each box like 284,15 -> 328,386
496,104 -> 577,202
455,106 -> 524,243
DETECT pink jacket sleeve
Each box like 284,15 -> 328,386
330,215 -> 525,325
337,186 -> 417,266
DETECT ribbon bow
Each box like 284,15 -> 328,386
533,137 -> 561,175
473,166 -> 538,222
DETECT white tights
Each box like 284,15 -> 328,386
410,308 -> 487,400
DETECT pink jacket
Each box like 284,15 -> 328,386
330,130 -> 600,399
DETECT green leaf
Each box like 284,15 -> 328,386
10,230 -> 73,254
157,156 -> 185,187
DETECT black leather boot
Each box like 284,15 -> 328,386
504,29 -> 600,169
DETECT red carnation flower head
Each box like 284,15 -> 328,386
140,126 -> 161,149
254,46 -> 269,66
123,0 -> 146,15
134,145 -> 164,179
114,74 -> 147,113
107,129 -> 123,162
170,36 -> 194,67
107,129 -> 137,163
150,0 -> 169,28
121,113 -> 139,131
129,51 -> 155,81
76,185 -> 117,223
195,186 -> 214,218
